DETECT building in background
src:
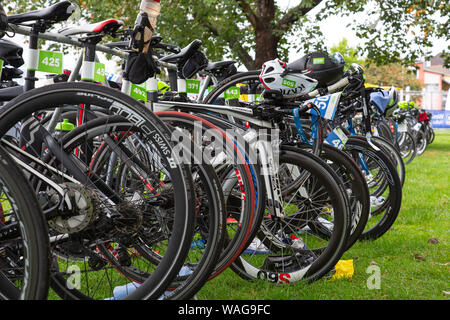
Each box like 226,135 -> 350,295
413,53 -> 450,128
415,53 -> 450,111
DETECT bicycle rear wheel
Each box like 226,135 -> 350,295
231,146 -> 349,283
344,137 -> 402,240
299,143 -> 370,250
83,115 -> 227,300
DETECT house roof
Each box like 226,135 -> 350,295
423,65 -> 450,76
430,53 -> 445,66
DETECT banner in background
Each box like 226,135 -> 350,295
426,110 -> 450,128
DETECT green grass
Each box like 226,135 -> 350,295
196,132 -> 450,300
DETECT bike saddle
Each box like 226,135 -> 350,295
204,60 -> 237,82
58,19 -> 123,37
159,39 -> 202,65
153,41 -> 180,54
8,1 -> 76,25
0,39 -> 24,68
204,60 -> 236,72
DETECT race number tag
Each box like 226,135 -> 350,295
94,62 -> 106,83
35,50 -> 63,74
306,92 -> 342,120
398,122 -> 408,132
413,123 -> 422,131
325,127 -> 348,150
186,79 -> 201,94
130,82 -> 147,102
224,86 -> 240,100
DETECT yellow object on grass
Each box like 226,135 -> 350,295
331,259 -> 354,280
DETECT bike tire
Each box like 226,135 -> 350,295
0,82 -> 196,300
0,145 -> 50,300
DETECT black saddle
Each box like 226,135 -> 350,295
159,39 -> 202,65
204,60 -> 237,82
8,1 -> 75,25
0,39 -> 24,67
205,60 -> 236,72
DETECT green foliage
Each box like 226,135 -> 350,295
5,0 -> 449,69
331,38 -> 422,90
364,63 -> 423,90
320,0 -> 450,68
330,38 -> 365,68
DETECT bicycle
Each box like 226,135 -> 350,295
1,2 -> 201,300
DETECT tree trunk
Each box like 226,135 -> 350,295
253,0 -> 278,69
254,31 -> 278,69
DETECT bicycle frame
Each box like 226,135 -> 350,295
149,99 -> 288,219
1,23 -> 171,214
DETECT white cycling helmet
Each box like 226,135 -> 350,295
388,86 -> 399,108
259,59 -> 318,98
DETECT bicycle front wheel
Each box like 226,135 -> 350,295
0,82 -> 196,300
0,145 -> 50,300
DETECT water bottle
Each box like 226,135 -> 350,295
54,119 -> 74,141
135,0 -> 161,53
104,282 -> 141,300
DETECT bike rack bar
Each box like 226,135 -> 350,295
9,24 -> 177,70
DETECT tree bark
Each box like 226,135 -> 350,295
253,0 -> 277,69
254,31 -> 278,69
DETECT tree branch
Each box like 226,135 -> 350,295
236,0 -> 259,28
277,0 -> 322,33
200,16 -> 255,70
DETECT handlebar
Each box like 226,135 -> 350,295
306,77 -> 350,98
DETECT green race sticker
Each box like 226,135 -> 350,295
186,79 -> 201,94
0,59 -> 3,79
255,94 -> 263,102
94,62 -> 106,83
282,78 -> 296,88
313,57 -> 325,65
130,83 -> 147,102
37,50 -> 63,74
224,86 -> 240,100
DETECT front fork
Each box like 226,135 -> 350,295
244,128 -> 284,219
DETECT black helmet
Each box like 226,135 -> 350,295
287,51 -> 346,87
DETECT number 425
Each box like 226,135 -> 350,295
41,56 -> 60,67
